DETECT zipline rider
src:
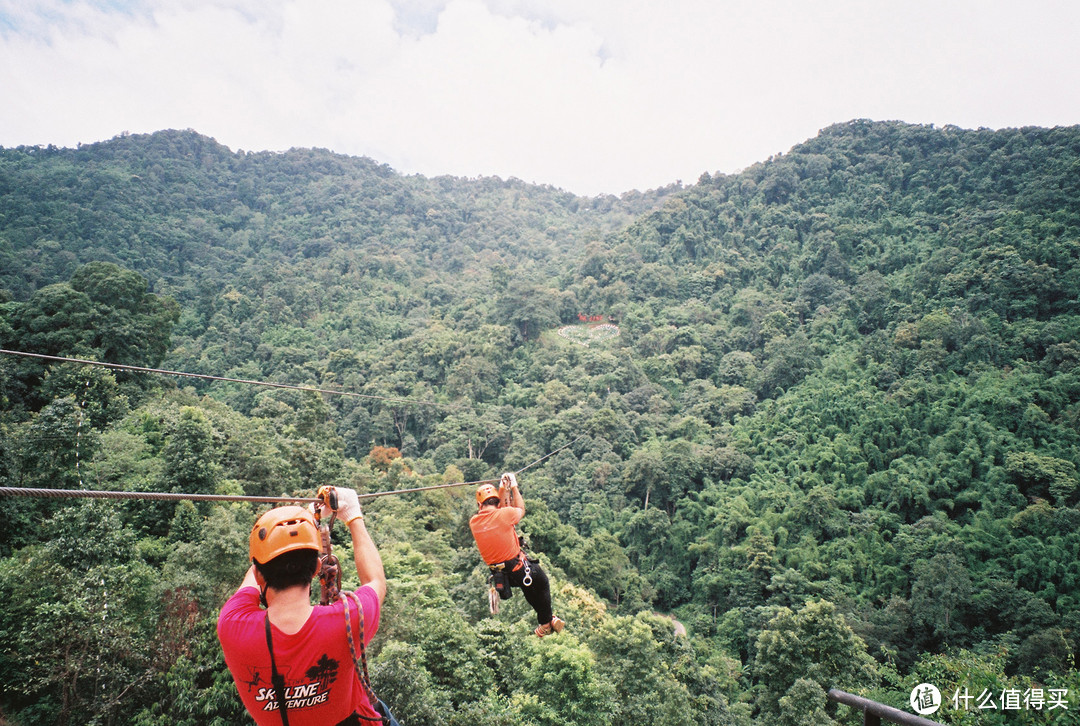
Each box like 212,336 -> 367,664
470,472 -> 565,637
217,487 -> 387,725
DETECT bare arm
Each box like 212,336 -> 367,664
509,482 -> 524,513
349,517 -> 387,605
236,564 -> 258,593
503,472 -> 524,515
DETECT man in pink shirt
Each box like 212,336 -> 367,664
217,487 -> 387,725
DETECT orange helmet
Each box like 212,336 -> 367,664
476,484 -> 500,506
249,506 -> 321,565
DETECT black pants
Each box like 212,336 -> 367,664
505,558 -> 552,625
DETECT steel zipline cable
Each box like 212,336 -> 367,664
0,487 -> 322,504
0,435 -> 589,504
0,346 -> 589,503
0,348 -> 446,408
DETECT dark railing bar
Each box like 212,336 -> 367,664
828,689 -> 945,726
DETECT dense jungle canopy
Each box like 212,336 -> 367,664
1,119 -> 1079,725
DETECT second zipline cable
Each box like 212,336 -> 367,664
0,432 -> 588,504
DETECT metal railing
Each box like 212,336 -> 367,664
828,689 -> 945,726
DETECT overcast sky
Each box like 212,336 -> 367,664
2,0 -> 1078,196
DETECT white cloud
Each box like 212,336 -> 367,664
2,0 -> 1079,195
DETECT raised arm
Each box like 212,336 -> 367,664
502,472 -> 524,514
348,514 -> 387,604
333,487 -> 387,605
236,564 -> 258,594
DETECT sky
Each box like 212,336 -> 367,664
1,0 -> 1079,197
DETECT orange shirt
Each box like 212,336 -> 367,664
469,507 -> 524,565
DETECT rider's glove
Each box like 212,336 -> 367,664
315,486 -> 364,524
334,487 -> 364,524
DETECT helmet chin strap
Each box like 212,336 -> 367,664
253,563 -> 270,608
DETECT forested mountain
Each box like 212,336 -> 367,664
1,120 -> 1078,725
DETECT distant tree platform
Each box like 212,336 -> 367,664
556,323 -> 621,347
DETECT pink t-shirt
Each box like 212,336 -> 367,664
217,585 -> 381,725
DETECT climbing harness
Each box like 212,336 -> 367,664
517,533 -> 536,588
478,473 -> 556,615
485,544 -> 537,614
485,477 -> 526,611
521,554 -> 533,587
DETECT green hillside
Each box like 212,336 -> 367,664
1,120 -> 1078,725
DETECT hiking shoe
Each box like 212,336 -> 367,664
535,617 -> 565,638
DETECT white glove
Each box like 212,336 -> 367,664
501,472 -> 518,490
335,487 -> 364,524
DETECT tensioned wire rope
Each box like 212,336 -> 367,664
0,348 -> 446,408
0,347 -> 589,504
0,435 -> 586,503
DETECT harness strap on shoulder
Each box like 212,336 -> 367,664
264,615 -> 291,726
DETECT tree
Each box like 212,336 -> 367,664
8,283 -> 94,356
131,617 -> 248,726
753,600 -> 878,719
0,502 -> 159,726
162,406 -> 221,495
69,261 -> 180,367
563,529 -> 632,605
431,409 -> 510,462
495,283 -> 561,343
910,552 -> 972,646
513,636 -> 615,726
623,444 -> 665,510
16,396 -> 88,491
2,263 -> 178,411
589,613 -> 702,726
1006,451 -> 1078,506
367,641 -> 452,726
777,678 -> 835,726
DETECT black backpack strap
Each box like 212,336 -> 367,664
265,614 -> 291,726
